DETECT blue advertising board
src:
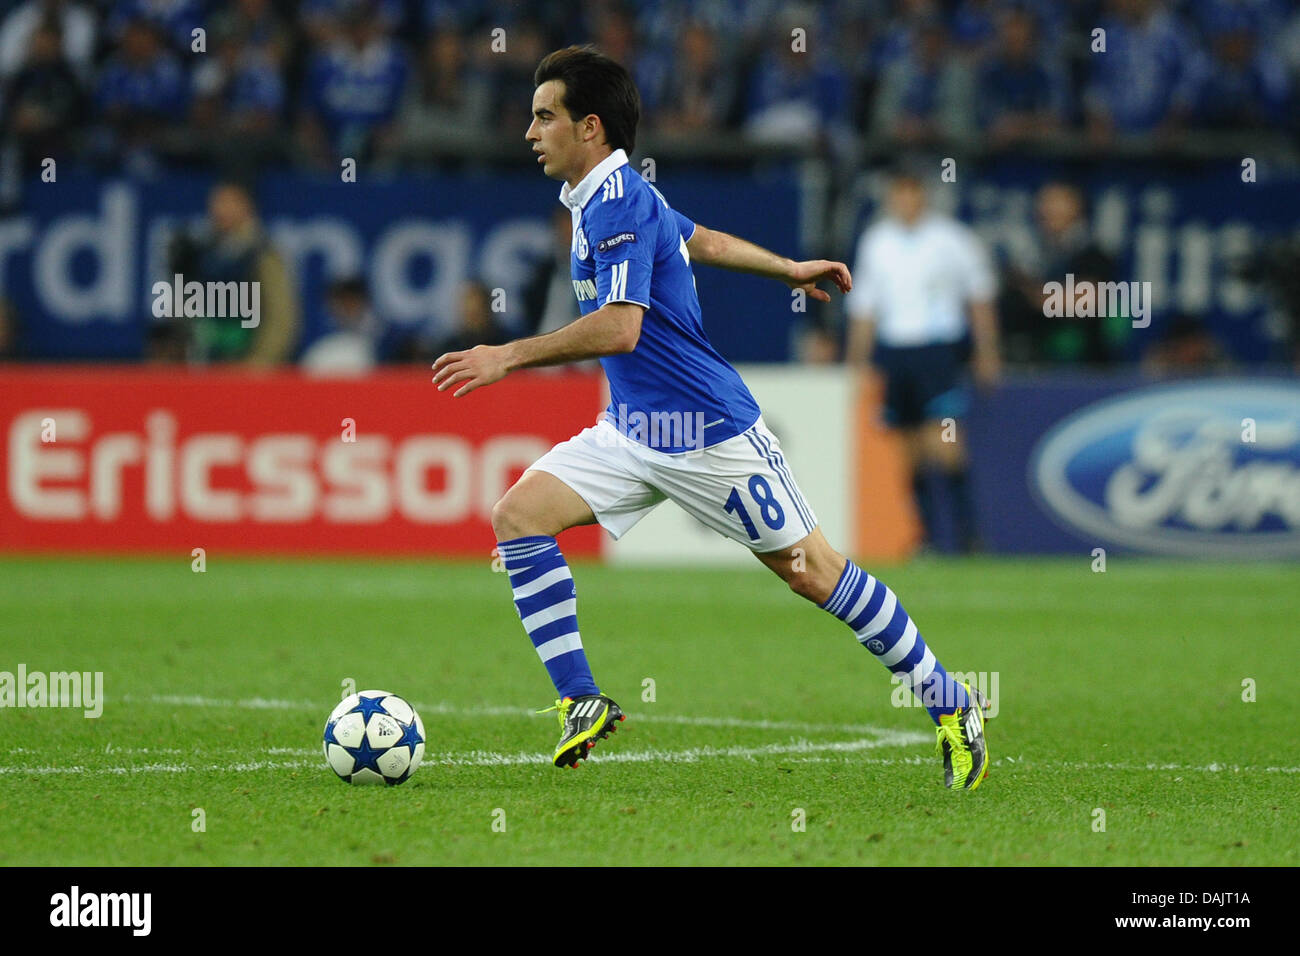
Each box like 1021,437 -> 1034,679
6,167 -> 802,362
969,375 -> 1300,557
17,164 -> 1300,366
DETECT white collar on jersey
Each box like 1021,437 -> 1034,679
559,148 -> 629,211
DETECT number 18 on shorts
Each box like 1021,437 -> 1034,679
527,416 -> 817,553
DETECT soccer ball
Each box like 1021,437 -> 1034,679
323,690 -> 425,785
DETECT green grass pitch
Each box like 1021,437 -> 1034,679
1,555 -> 1296,866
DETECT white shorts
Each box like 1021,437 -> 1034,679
527,416 -> 818,553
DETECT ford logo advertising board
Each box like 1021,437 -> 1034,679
1028,380 -> 1300,558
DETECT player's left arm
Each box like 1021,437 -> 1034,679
686,224 -> 851,301
432,302 -> 644,397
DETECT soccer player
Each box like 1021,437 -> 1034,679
432,46 -> 990,790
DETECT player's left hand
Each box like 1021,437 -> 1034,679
432,344 -> 510,397
786,260 -> 852,302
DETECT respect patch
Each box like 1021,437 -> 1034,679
596,232 -> 637,252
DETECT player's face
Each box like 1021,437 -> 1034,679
526,80 -> 581,183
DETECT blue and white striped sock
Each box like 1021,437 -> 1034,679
497,535 -> 599,700
820,560 -> 968,724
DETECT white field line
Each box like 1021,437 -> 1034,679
119,693 -> 911,736
4,693 -> 932,774
781,755 -> 1300,774
4,751 -> 1299,776
0,735 -> 926,775
9,694 -> 1294,777
9,745 -> 1294,776
4,740 -> 1297,777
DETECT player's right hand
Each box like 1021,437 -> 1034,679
432,344 -> 510,398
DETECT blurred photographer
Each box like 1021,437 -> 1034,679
1000,181 -> 1128,366
166,181 -> 299,366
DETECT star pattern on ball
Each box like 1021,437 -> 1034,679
323,720 -> 340,747
345,734 -> 386,778
349,694 -> 389,721
398,717 -> 423,754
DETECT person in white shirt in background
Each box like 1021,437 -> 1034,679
300,276 -> 379,377
845,167 -> 1001,553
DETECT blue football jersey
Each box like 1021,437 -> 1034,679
560,149 -> 760,453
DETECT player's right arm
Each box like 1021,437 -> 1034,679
686,224 -> 851,302
436,188 -> 657,398
432,302 -> 644,398
506,302 -> 645,367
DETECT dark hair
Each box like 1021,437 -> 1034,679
534,45 -> 640,154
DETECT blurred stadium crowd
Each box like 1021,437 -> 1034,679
4,0 -> 1297,175
0,0 -> 1297,372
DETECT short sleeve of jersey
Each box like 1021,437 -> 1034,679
587,189 -> 655,309
673,210 -> 696,243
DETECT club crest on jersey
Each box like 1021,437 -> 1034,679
573,227 -> 589,260
597,232 -> 636,252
